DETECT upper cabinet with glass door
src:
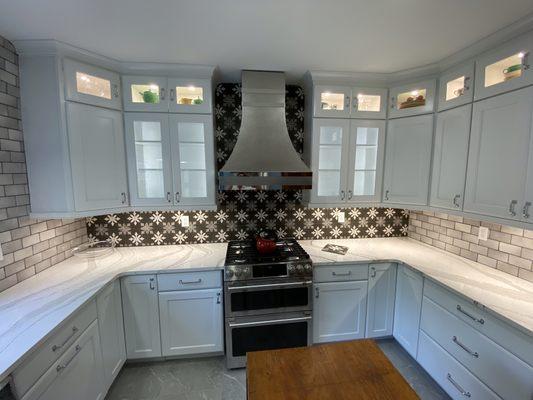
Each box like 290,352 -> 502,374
351,87 -> 387,119
168,78 -> 212,114
389,79 -> 436,118
63,59 -> 121,110
437,62 -> 474,111
313,85 -> 387,119
475,30 -> 533,101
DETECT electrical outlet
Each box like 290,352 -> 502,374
180,215 -> 190,228
337,212 -> 345,223
478,226 -> 489,241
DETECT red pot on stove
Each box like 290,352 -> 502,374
256,236 -> 276,254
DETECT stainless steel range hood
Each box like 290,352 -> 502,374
218,71 -> 312,190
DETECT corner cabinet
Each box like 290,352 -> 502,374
389,80 -> 436,118
383,114 -> 433,206
308,118 -> 386,205
366,263 -> 397,338
437,62 -> 474,111
464,86 -> 533,222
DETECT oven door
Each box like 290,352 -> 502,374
225,312 -> 312,369
225,279 -> 312,317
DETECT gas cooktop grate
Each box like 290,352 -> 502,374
225,239 -> 310,265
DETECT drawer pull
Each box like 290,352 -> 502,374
452,336 -> 479,358
456,305 -> 484,325
56,344 -> 82,373
52,326 -> 79,352
446,373 -> 471,398
332,271 -> 352,277
179,278 -> 203,285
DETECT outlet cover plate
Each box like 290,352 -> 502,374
180,215 -> 190,227
478,226 -> 489,241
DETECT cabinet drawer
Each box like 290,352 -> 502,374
157,271 -> 221,292
424,279 -> 533,367
421,296 -> 533,400
13,300 -> 97,397
417,331 -> 500,400
314,264 -> 368,282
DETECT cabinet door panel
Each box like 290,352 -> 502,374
168,78 -> 212,114
430,104 -> 471,210
464,86 -> 533,219
313,85 -> 352,118
124,113 -> 173,206
366,263 -> 396,338
310,119 -> 350,204
122,76 -> 169,112
96,281 -> 126,392
437,62 -> 474,111
347,120 -> 386,203
389,80 -> 436,118
351,87 -> 388,119
159,289 -> 223,356
66,102 -> 128,211
393,265 -> 423,358
121,275 -> 161,359
169,114 -> 216,206
313,280 -> 367,343
383,115 -> 433,205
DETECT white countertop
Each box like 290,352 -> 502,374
1,237 -> 532,382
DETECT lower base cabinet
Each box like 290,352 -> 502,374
22,320 -> 105,400
313,280 -> 368,343
366,263 -> 397,338
159,289 -> 223,357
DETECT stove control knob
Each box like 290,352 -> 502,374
304,263 -> 312,273
296,264 -> 304,273
226,268 -> 234,279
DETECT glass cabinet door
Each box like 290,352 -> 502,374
474,30 -> 533,100
346,120 -> 386,203
63,59 -> 121,110
313,85 -> 352,118
124,113 -> 172,206
389,80 -> 436,119
169,114 -> 215,206
437,62 -> 474,111
311,119 -> 350,204
168,78 -> 212,114
122,76 -> 169,112
351,87 -> 387,119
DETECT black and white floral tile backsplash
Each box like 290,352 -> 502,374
86,84 -> 409,246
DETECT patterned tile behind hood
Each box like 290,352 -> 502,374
87,84 -> 409,246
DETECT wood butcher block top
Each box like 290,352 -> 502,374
247,340 -> 419,400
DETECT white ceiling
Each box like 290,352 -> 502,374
1,0 -> 533,81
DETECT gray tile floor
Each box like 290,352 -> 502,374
105,339 -> 450,400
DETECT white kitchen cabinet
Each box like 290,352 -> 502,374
168,78 -> 212,114
63,58 -> 121,110
121,275 -> 162,359
96,280 -> 126,393
122,76 -> 169,112
393,265 -> 423,358
437,62 -> 474,111
430,104 -> 472,210
383,114 -> 433,205
464,86 -> 533,220
309,118 -> 385,205
474,30 -> 533,101
350,87 -> 388,119
313,85 -> 352,118
159,289 -> 223,357
366,263 -> 396,338
66,102 -> 129,211
313,280 -> 368,343
170,114 -> 216,206
389,79 -> 436,118
21,320 -> 105,400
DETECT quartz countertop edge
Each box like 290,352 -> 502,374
1,237 -> 533,382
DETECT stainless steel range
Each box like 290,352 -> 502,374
224,238 -> 313,369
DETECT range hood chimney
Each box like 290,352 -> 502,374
218,71 -> 312,190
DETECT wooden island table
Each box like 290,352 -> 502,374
247,339 -> 419,400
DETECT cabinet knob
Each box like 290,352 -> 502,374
509,200 -> 518,216
121,192 -> 127,204
384,190 -> 390,201
166,191 -> 172,203
453,194 -> 461,208
160,87 -> 166,101
340,190 -> 345,200
149,278 -> 155,290
175,192 -> 180,203
315,287 -> 319,299
344,95 -> 350,110
216,292 -> 221,304
348,190 -> 353,200
370,267 -> 376,278
523,201 -> 531,219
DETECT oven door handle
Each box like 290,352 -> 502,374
228,316 -> 312,328
227,281 -> 313,291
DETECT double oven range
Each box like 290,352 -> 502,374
224,239 -> 313,369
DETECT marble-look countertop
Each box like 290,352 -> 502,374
1,237 -> 533,382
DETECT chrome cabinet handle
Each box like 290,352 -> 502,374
348,190 -> 353,200
170,88 -> 176,102
175,192 -> 180,203
332,271 -> 351,277
384,190 -> 390,201
160,87 -> 166,100
447,373 -> 471,397
453,194 -> 461,208
179,278 -> 202,285
166,191 -> 172,203
344,95 -> 351,109
228,281 -> 312,291
112,84 -> 119,98
121,192 -> 127,204
370,267 -> 376,278
315,287 -> 320,298
523,201 -> 531,219
149,277 -> 155,290
452,336 -> 479,358
52,326 -> 79,352
216,292 -> 221,304
509,200 -> 518,216
228,316 -> 311,328
340,190 -> 345,200
56,344 -> 82,373
521,51 -> 530,70
456,305 -> 484,325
